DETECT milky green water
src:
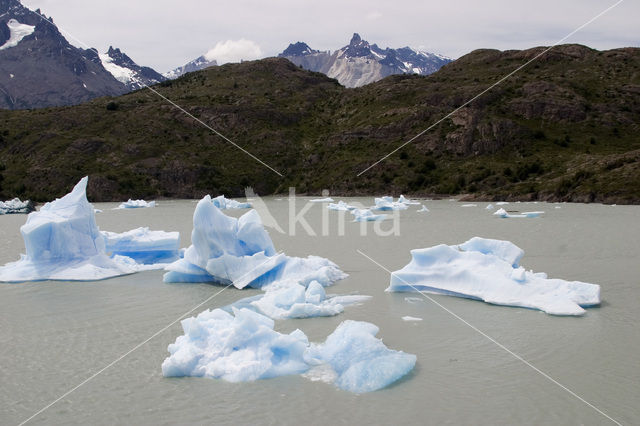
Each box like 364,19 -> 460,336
1,199 -> 638,425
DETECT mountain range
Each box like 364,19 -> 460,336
278,33 -> 451,87
0,44 -> 638,204
0,0 -> 451,109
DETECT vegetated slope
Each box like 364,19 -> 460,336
0,44 -> 638,203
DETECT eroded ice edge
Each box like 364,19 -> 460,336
0,177 -> 179,282
162,196 -> 414,392
387,237 -> 601,316
116,199 -> 156,209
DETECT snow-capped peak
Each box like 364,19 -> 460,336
0,18 -> 35,51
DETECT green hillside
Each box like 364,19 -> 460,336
0,44 -> 638,203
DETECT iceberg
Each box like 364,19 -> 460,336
461,204 -> 477,207
398,195 -> 420,205
485,204 -> 494,210
102,227 -> 180,265
310,197 -> 334,203
163,196 -> 346,289
117,199 -> 156,209
373,196 -> 408,211
304,320 -> 417,393
0,198 -> 35,215
228,280 -> 370,320
387,237 -> 601,316
417,205 -> 429,213
162,309 -> 415,393
327,201 -> 357,211
402,316 -> 423,322
211,195 -> 252,209
0,178 -> 179,282
494,208 -> 544,218
351,208 -> 388,222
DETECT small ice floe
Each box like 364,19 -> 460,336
162,310 -> 416,393
417,205 -> 429,213
493,208 -> 544,218
0,198 -> 34,215
398,195 -> 420,205
373,196 -> 409,211
211,195 -> 251,209
0,178 -> 175,282
117,199 -> 156,209
402,316 -> 423,322
351,208 -> 388,222
327,201 -> 357,211
496,201 -> 509,205
387,237 -> 601,316
310,197 -> 334,203
485,204 -> 494,210
461,204 -> 477,207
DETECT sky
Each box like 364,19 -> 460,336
20,0 -> 640,73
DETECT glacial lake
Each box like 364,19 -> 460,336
1,198 -> 639,425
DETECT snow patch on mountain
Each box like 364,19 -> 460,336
0,19 -> 34,51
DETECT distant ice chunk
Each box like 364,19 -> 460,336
0,198 -> 34,215
402,316 -> 423,322
310,197 -> 334,203
387,237 -> 601,316
374,196 -> 408,211
485,204 -> 494,210
211,195 -> 251,209
102,227 -> 180,265
461,204 -> 477,207
351,208 -> 388,222
117,199 -> 156,209
494,208 -> 544,218
163,311 -> 416,393
327,201 -> 357,211
417,205 -> 429,213
398,195 -> 420,205
496,201 -> 509,205
305,320 -> 416,393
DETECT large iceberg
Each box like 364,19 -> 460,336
0,198 -> 35,215
387,237 -> 601,316
163,196 -> 346,289
162,309 -> 415,393
117,199 -> 156,209
0,178 -> 179,282
211,195 -> 251,209
102,227 -> 180,265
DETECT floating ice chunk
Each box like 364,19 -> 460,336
327,201 -> 357,211
0,177 -> 139,282
485,204 -> 494,210
310,197 -> 334,203
0,198 -> 34,215
163,311 -> 414,393
211,195 -> 252,209
494,208 -> 543,218
387,237 -> 601,316
417,205 -> 429,213
402,316 -> 423,322
374,196 -> 408,211
398,195 -> 420,205
117,199 -> 156,209
305,320 -> 416,393
351,208 -> 388,222
102,227 -> 180,265
461,204 -> 477,207
163,196 -> 346,289
496,201 -> 509,205
162,308 -> 310,381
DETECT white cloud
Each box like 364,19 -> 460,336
204,39 -> 262,65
